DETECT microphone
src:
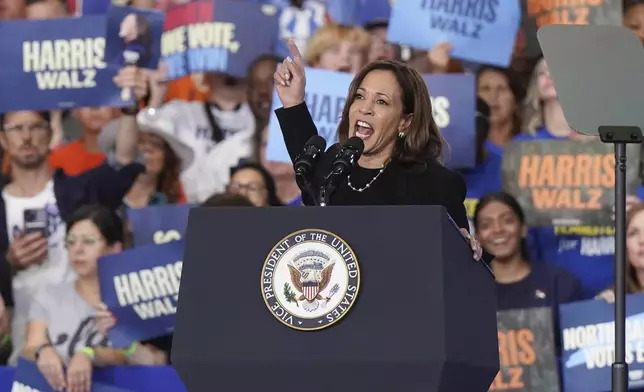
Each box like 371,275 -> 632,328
294,135 -> 327,205
294,135 -> 326,179
319,137 -> 364,206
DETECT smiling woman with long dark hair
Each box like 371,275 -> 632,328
272,40 -> 482,259
473,191 -> 582,310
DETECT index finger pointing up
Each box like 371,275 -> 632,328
287,39 -> 304,66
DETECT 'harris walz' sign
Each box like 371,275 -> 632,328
489,307 -> 560,392
502,140 -> 640,227
520,0 -> 622,56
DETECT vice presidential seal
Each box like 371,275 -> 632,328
261,229 -> 360,331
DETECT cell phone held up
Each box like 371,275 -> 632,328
23,208 -> 49,238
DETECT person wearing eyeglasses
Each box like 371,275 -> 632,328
227,162 -> 283,207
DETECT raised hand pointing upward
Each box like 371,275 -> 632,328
274,39 -> 306,109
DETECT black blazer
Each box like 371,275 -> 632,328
275,102 -> 470,231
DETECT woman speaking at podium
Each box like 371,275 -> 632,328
273,40 -> 482,259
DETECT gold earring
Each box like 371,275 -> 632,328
398,132 -> 405,138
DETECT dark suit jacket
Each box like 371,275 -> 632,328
275,102 -> 470,231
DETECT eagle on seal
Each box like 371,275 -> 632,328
288,263 -> 335,302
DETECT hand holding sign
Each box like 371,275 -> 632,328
596,289 -> 616,303
274,39 -> 306,109
427,41 -> 453,73
95,303 -> 117,335
7,232 -> 47,270
36,346 -> 65,391
113,67 -> 148,102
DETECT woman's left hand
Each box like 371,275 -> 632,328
66,351 -> 93,392
460,228 -> 483,260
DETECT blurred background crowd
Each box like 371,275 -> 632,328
0,0 -> 643,391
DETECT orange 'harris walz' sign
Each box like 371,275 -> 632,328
520,0 -> 623,56
489,307 -> 560,392
525,0 -> 618,27
501,140 -> 640,227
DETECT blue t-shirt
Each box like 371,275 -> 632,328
463,141 -> 503,232
507,128 -> 643,299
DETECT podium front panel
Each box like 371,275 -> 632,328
172,205 -> 498,391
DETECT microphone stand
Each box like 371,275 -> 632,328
318,168 -> 342,207
295,172 -> 321,206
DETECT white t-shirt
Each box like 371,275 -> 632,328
160,100 -> 256,203
197,130 -> 255,202
3,180 -> 74,365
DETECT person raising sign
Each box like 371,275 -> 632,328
273,40 -> 482,260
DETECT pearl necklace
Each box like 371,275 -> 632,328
347,162 -> 388,192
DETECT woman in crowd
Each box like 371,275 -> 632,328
508,58 -> 641,299
305,24 -> 371,73
474,191 -> 582,309
227,162 -> 283,207
597,203 -> 644,301
123,111 -> 193,208
23,205 -> 163,392
476,66 -> 521,156
273,40 -> 482,258
461,67 -> 522,231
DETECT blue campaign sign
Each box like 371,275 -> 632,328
0,16 -> 133,112
98,241 -> 184,348
79,0 -> 110,15
424,73 -> 476,169
127,204 -> 193,247
105,5 -> 165,70
559,294 -> 644,392
355,0 -> 391,26
266,69 -> 476,169
13,358 -> 132,392
387,0 -> 521,67
265,67 -> 352,162
161,0 -> 279,80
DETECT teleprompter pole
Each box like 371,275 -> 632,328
598,126 -> 643,392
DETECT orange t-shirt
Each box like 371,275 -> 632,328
48,140 -> 106,176
166,76 -> 209,102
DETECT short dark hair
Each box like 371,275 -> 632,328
247,53 -> 282,76
66,205 -> 124,246
230,161 -> 283,206
0,111 -> 51,131
201,193 -> 255,207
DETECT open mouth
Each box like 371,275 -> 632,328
355,120 -> 374,140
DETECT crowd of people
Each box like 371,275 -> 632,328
0,0 -> 643,390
